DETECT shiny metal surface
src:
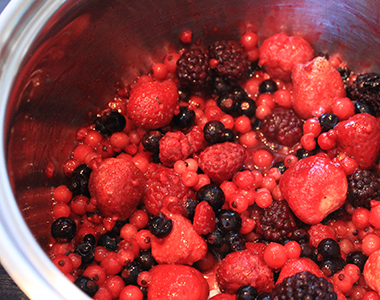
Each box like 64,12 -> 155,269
1,0 -> 380,299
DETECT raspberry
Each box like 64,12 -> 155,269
349,73 -> 380,115
261,107 -> 303,147
257,200 -> 298,242
159,131 -> 191,167
209,40 -> 249,81
176,48 -> 212,89
186,125 -> 206,153
347,169 -> 380,209
271,270 -> 337,300
144,167 -> 195,215
193,201 -> 216,235
198,142 -> 247,183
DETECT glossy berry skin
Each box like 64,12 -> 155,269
136,249 -> 157,271
354,100 -> 376,116
196,183 -> 225,211
319,113 -> 339,132
67,164 -> 92,197
76,242 -> 95,265
223,129 -> 236,143
142,130 -> 162,153
207,229 -> 225,248
259,79 -> 278,94
237,98 -> 256,118
225,232 -> 245,252
317,238 -> 341,259
148,216 -> 173,238
97,233 -> 120,252
216,209 -> 242,233
172,106 -> 196,130
51,217 -> 77,243
94,111 -> 126,136
319,258 -> 345,276
120,261 -> 142,285
74,275 -> 99,297
236,285 -> 259,300
346,251 -> 368,272
203,120 -> 226,144
217,93 -> 238,116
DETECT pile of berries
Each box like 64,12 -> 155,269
46,28 -> 380,300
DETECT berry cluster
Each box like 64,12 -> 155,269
46,29 -> 380,300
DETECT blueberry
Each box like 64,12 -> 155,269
76,242 -> 95,265
223,128 -> 236,143
74,275 -> 98,297
300,242 -> 317,262
67,164 -> 92,197
319,113 -> 339,132
346,251 -> 368,272
318,238 -> 341,259
172,106 -> 195,130
182,196 -> 198,220
217,93 -> 238,115
259,79 -> 278,94
95,111 -> 126,136
237,285 -> 258,300
203,120 -> 225,144
214,77 -> 232,95
97,232 -> 120,252
51,217 -> 76,243
136,249 -> 157,271
216,209 -> 242,233
142,130 -> 162,153
148,216 -> 172,238
354,101 -> 376,116
232,86 -> 249,101
196,183 -> 225,211
319,258 -> 344,276
207,229 -> 225,248
83,234 -> 96,246
225,231 -> 245,252
290,228 -> 309,243
236,97 -> 256,118
121,261 -> 142,285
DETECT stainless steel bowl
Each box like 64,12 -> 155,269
0,0 -> 379,299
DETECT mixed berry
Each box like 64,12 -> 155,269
46,29 -> 380,300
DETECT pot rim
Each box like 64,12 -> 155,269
0,1 -> 89,299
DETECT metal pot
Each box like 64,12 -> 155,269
0,0 -> 379,299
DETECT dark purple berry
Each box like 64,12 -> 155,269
259,79 -> 278,94
203,120 -> 226,144
237,285 -> 258,300
347,169 -> 380,209
67,164 -> 92,197
196,183 -> 225,211
51,217 -> 76,243
207,229 -> 225,247
172,106 -> 195,130
74,275 -> 98,297
136,249 -> 157,271
142,130 -> 162,153
237,97 -> 256,118
319,113 -> 339,132
346,251 -> 368,272
217,92 -> 238,115
121,261 -> 142,285
97,232 -> 120,252
148,216 -> 172,238
217,209 -> 242,233
223,128 -> 236,143
318,238 -> 341,259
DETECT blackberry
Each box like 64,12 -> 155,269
258,200 -> 298,242
216,209 -> 242,233
319,113 -> 339,132
209,40 -> 249,81
176,48 -> 212,89
67,164 -> 92,197
346,251 -> 368,272
347,169 -> 380,209
349,72 -> 380,115
236,285 -> 259,300
261,107 -> 303,147
271,271 -> 337,300
172,106 -> 195,131
142,130 -> 162,153
203,120 -> 226,144
354,100 -> 376,116
337,66 -> 351,82
97,232 -> 120,252
196,183 -> 225,211
148,216 -> 173,238
259,79 -> 278,94
74,275 -> 99,297
51,217 -> 77,243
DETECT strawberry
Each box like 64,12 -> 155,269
198,142 -> 247,183
88,157 -> 147,220
363,249 -> 380,294
334,113 -> 380,169
279,154 -> 347,225
148,264 -> 209,300
127,80 -> 178,129
144,167 -> 195,215
291,56 -> 346,119
193,201 -> 216,235
258,33 -> 314,82
216,250 -> 274,294
150,208 -> 207,265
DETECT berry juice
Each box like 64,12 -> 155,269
47,29 -> 380,300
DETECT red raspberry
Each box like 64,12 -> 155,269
198,142 -> 247,183
127,80 -> 178,129
144,167 -> 195,215
216,250 -> 274,294
88,158 -> 147,220
193,201 -> 216,235
159,131 -> 191,167
261,107 -> 303,147
308,223 -> 336,248
258,33 -> 314,82
186,125 -> 206,153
